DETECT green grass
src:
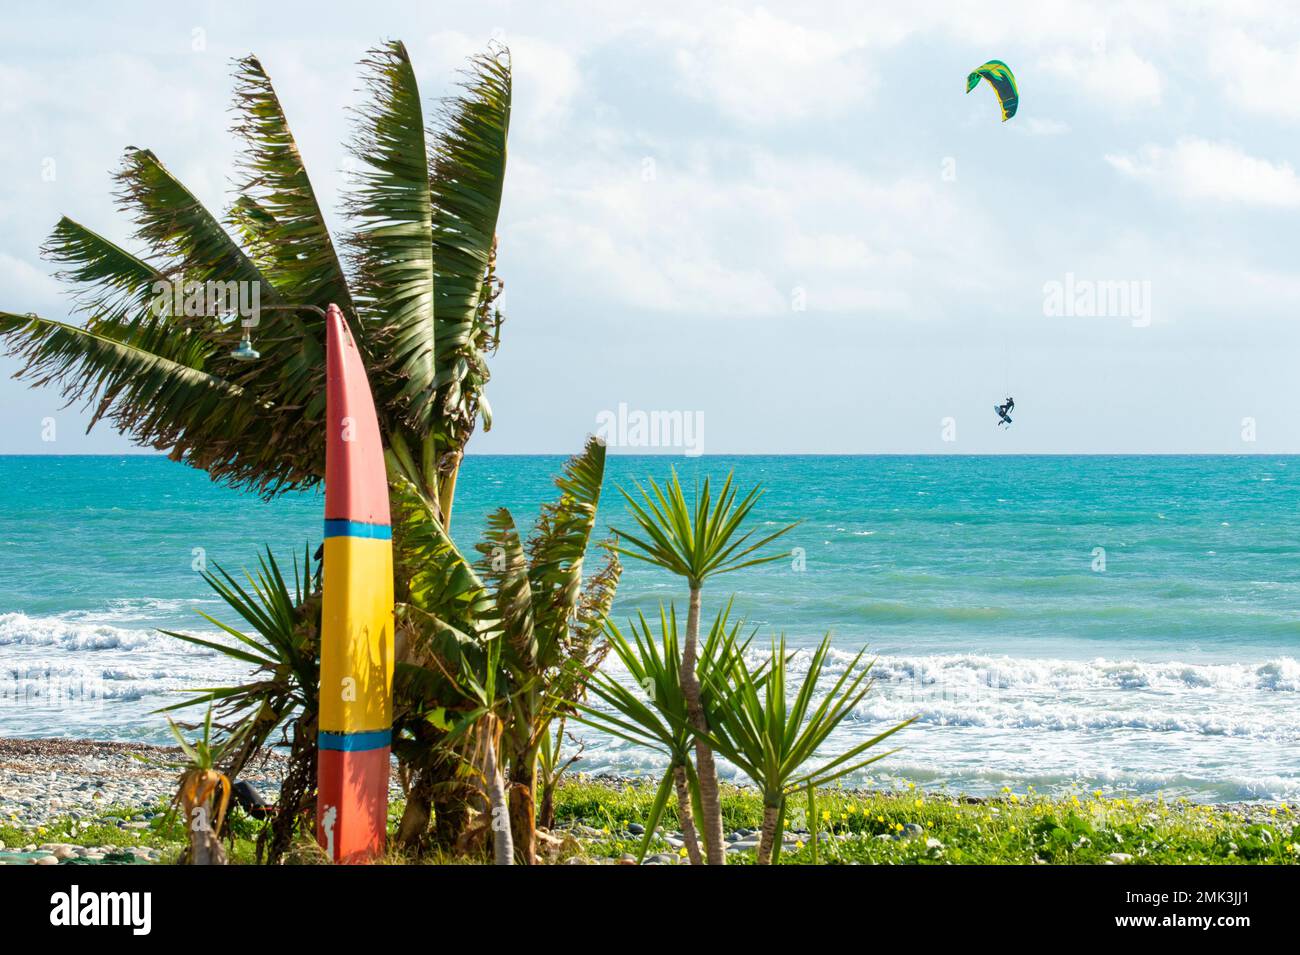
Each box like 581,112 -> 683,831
1,799 -> 262,864
7,781 -> 1298,864
552,779 -> 1300,865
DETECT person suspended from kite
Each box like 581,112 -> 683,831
995,397 -> 1015,427
967,60 -> 1018,121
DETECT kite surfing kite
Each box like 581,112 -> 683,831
995,397 -> 1015,428
967,60 -> 1018,121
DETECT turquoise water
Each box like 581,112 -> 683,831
2,454 -> 1298,801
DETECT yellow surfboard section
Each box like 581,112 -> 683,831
319,536 -> 395,733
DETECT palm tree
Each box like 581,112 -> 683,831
392,437 -> 619,863
613,471 -> 796,864
703,635 -> 914,864
577,601 -> 750,864
485,439 -> 619,864
0,40 -> 509,518
0,39 -> 515,857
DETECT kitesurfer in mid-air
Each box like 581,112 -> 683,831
995,397 -> 1015,427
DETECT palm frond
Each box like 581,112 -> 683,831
613,469 -> 799,587
155,545 -> 319,777
429,48 -> 511,432
229,55 -> 355,317
0,310 -> 268,461
702,633 -> 913,805
527,435 -> 606,662
346,40 -> 437,429
477,507 -> 536,667
390,477 -> 487,629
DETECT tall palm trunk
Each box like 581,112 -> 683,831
672,764 -> 704,865
482,721 -> 514,865
438,452 -> 463,527
508,748 -> 537,864
756,801 -> 781,865
395,766 -> 434,851
682,585 -> 725,864
262,711 -> 316,865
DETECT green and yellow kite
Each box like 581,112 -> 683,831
966,60 -> 1018,122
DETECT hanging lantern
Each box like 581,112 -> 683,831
230,321 -> 260,361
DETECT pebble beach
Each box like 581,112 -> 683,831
0,737 -> 288,865
4,738 -> 1295,866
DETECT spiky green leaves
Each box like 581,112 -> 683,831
702,635 -> 914,806
156,545 -> 319,778
613,470 -> 799,589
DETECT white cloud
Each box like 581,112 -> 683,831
1209,30 -> 1300,120
1039,46 -> 1163,109
0,253 -> 62,310
503,143 -> 997,318
1105,137 -> 1300,206
666,8 -> 876,125
1019,117 -> 1071,136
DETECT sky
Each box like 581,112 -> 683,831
3,1 -> 1300,455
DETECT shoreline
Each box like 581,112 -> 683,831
1,736 -> 1290,827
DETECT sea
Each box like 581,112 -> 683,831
2,454 -> 1298,802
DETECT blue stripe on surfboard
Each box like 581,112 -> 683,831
318,729 -> 392,752
323,519 -> 392,540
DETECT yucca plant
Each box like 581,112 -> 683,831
157,545 -> 321,864
612,471 -> 796,864
160,706 -> 251,865
576,601 -> 749,863
702,635 -> 915,864
0,40 -> 509,520
158,545 -> 319,771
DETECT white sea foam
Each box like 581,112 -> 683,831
816,648 -> 1300,694
0,612 -> 207,652
4,607 -> 1298,800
